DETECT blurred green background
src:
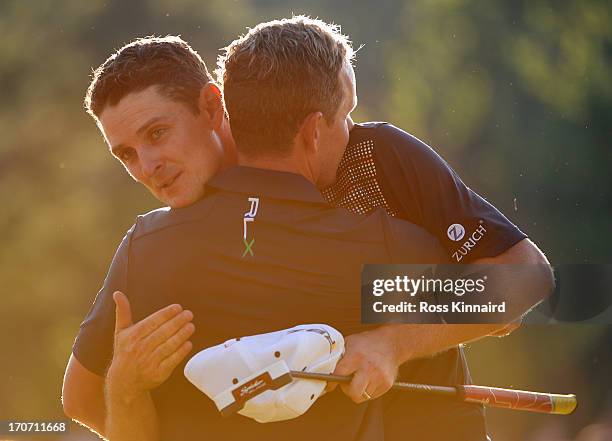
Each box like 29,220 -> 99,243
0,1 -> 610,440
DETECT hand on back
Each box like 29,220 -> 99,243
106,291 -> 195,402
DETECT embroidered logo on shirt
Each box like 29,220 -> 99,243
447,223 -> 466,242
451,222 -> 488,262
242,197 -> 259,257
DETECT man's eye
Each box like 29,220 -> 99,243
118,149 -> 136,162
151,128 -> 167,141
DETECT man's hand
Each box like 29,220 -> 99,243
331,327 -> 400,403
106,291 -> 195,403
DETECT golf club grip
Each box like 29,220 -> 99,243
458,385 -> 577,415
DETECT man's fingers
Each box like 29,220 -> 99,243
332,353 -> 359,377
150,320 -> 195,362
142,309 -> 194,353
158,340 -> 194,376
130,303 -> 184,340
113,291 -> 133,332
368,372 -> 393,398
323,381 -> 338,394
333,352 -> 364,400
341,369 -> 371,404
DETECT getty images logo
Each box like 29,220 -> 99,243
447,224 -> 466,242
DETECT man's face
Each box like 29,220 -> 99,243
99,86 -> 224,208
315,62 -> 357,189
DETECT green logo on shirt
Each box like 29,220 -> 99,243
242,238 -> 255,257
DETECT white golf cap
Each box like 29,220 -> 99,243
184,324 -> 344,423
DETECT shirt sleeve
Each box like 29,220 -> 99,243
72,225 -> 134,376
373,123 -> 527,262
385,214 -> 450,264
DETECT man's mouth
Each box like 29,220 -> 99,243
159,172 -> 182,190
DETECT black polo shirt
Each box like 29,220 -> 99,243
320,122 -> 527,440
73,166 -> 451,441
323,122 -> 527,262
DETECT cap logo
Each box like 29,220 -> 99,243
239,379 -> 266,397
232,371 -> 273,402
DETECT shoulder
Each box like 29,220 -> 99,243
351,122 -> 430,151
132,198 -> 217,240
350,122 -> 449,171
133,206 -> 173,239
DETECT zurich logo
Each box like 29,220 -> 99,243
447,223 -> 465,242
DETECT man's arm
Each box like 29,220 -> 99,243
105,385 -> 158,441
63,221 -> 196,438
378,235 -> 554,378
473,237 -> 552,335
104,291 -> 194,441
62,293 -> 195,440
62,355 -> 106,437
332,124 -> 555,402
63,228 -> 132,438
335,238 -> 554,403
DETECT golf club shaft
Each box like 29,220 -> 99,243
290,371 -> 577,415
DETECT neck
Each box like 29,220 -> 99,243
218,118 -> 238,170
238,154 -> 316,186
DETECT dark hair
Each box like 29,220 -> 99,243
85,36 -> 213,119
217,16 -> 354,157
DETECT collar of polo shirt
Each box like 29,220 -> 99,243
207,166 -> 328,204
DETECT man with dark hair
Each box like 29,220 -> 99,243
64,17 -> 552,441
84,35 -> 236,208
63,35 -> 237,437
85,36 -> 212,117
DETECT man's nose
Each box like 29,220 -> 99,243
140,148 -> 164,178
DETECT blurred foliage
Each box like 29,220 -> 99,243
0,1 -> 610,440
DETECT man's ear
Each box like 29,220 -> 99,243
298,111 -> 323,154
198,83 -> 224,130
